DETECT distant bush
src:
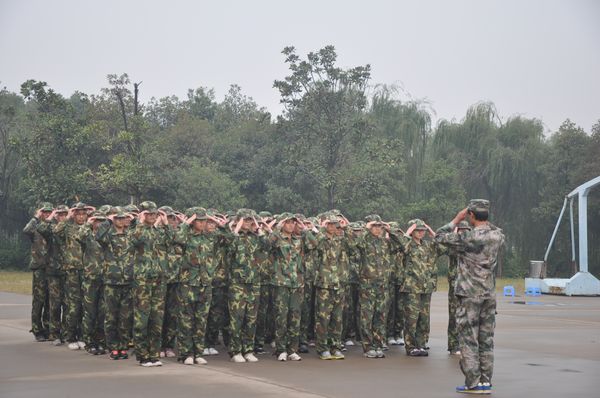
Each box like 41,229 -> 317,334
0,232 -> 29,271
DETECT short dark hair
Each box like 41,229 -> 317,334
469,209 -> 489,221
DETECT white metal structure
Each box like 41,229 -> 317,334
526,176 -> 600,296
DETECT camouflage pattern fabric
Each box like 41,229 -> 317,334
104,284 -> 132,351
228,283 -> 260,355
314,287 -> 345,353
81,277 -> 104,346
272,286 -> 303,354
447,255 -> 459,351
403,293 -> 432,352
359,284 -> 389,351
177,284 -> 212,358
46,274 -> 65,341
24,215 -> 49,337
132,278 -> 166,361
63,269 -> 83,342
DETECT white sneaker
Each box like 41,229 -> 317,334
202,348 -> 211,356
208,347 -> 219,355
388,338 -> 397,346
77,341 -> 86,349
68,342 -> 80,350
51,339 -> 63,346
151,360 -> 163,367
397,338 -> 405,346
194,356 -> 207,365
183,356 -> 194,365
244,352 -> 259,363
288,352 -> 302,361
231,353 -> 246,363
160,351 -> 166,358
278,352 -> 288,361
140,361 -> 153,367
165,348 -> 176,358
345,340 -> 355,346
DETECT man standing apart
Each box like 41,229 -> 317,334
436,200 -> 505,395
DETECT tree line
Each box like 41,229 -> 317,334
1,45 -> 599,277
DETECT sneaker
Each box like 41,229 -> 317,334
151,360 -> 163,367
341,346 -> 347,352
165,348 -> 176,358
119,350 -> 129,359
419,348 -> 429,357
255,346 -> 266,355
208,347 -> 219,355
364,349 -> 378,358
288,352 -> 302,361
278,352 -> 288,361
308,341 -> 316,347
110,350 -> 120,360
298,344 -> 309,353
450,350 -> 461,356
397,337 -> 405,346
456,385 -> 490,394
194,356 -> 207,365
376,349 -> 385,358
97,345 -> 106,355
332,350 -> 345,360
77,341 -> 86,349
244,353 -> 259,363
231,353 -> 246,363
183,356 -> 195,365
140,360 -> 153,367
382,343 -> 389,351
51,338 -> 63,346
68,342 -> 80,350
87,345 -> 99,355
407,348 -> 421,357
202,348 -> 211,356
424,345 -> 430,350
319,351 -> 332,360
345,339 -> 355,346
388,338 -> 397,346
479,382 -> 492,392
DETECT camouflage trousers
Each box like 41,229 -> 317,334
81,276 -> 105,346
206,284 -> 229,348
457,296 -> 496,388
447,279 -> 459,351
227,283 -> 259,355
342,283 -> 360,341
300,282 -> 316,344
273,285 -> 303,354
47,273 -> 65,340
254,284 -> 274,348
403,293 -> 431,352
161,282 -> 181,350
133,278 -> 166,361
104,284 -> 132,351
386,285 -> 405,339
63,269 -> 83,342
30,267 -> 49,338
315,287 -> 345,354
359,284 -> 389,351
177,284 -> 212,358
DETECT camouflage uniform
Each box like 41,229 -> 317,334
97,216 -> 133,352
269,222 -> 305,355
436,200 -> 505,388
78,218 -> 106,348
400,219 -> 446,354
205,241 -> 230,348
387,222 -> 406,341
342,226 -> 361,342
53,210 -> 87,343
23,205 -> 52,339
174,218 -> 219,359
300,235 -> 318,346
37,207 -> 68,342
129,201 -> 168,362
254,239 -> 274,351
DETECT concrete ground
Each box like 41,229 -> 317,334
0,291 -> 599,398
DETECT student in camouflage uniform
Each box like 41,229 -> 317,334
226,209 -> 265,363
129,201 -> 169,367
254,211 -> 274,355
401,218 -> 446,357
310,214 -> 348,360
446,221 -> 471,355
386,221 -> 406,347
97,209 -> 133,360
37,205 -> 69,345
436,200 -> 504,395
269,213 -> 305,361
342,222 -> 363,347
78,211 -> 107,354
23,202 -> 53,341
52,202 -> 90,350
158,206 -> 182,359
174,209 -> 222,365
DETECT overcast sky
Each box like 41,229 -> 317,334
1,0 -> 598,132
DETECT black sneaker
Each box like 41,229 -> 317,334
87,345 -> 99,355
119,350 -> 129,359
298,344 -> 309,353
96,345 -> 106,355
407,348 -> 421,357
254,346 -> 266,355
419,348 -> 429,356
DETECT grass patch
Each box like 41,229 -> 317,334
0,271 -> 32,295
437,277 -> 526,294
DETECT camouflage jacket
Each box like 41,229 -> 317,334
174,224 -> 219,287
23,218 -> 48,270
269,230 -> 304,288
212,243 -> 230,287
53,219 -> 85,271
308,232 -> 349,290
36,220 -> 64,274
400,238 -> 446,293
435,222 -> 505,298
227,230 -> 267,285
128,223 -> 166,280
355,232 -> 403,287
157,225 -> 183,284
77,224 -> 104,278
97,223 -> 132,285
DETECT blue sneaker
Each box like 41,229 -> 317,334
456,385 -> 490,394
